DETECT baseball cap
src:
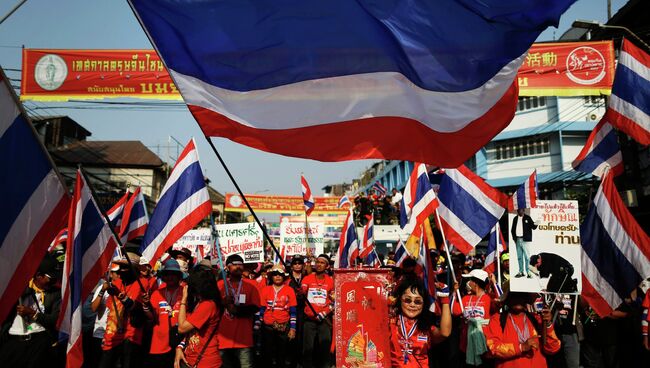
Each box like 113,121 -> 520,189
290,256 -> 304,265
461,269 -> 489,283
226,254 -> 244,265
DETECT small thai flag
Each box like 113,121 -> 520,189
301,175 -> 314,216
508,170 -> 538,211
372,181 -> 387,196
337,194 -> 351,208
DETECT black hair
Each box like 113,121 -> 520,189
394,277 -> 434,331
402,257 -> 417,269
187,268 -> 222,312
529,254 -> 540,267
469,277 -> 488,290
499,306 -> 541,333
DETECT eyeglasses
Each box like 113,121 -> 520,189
401,297 -> 424,305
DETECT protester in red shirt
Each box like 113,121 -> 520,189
258,264 -> 297,368
389,278 -> 451,367
216,254 -> 261,368
148,259 -> 184,368
300,254 -> 334,368
139,256 -> 158,293
175,268 -> 223,368
484,282 -> 560,368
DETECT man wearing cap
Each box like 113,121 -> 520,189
300,254 -> 334,368
501,253 -> 511,282
217,254 -> 261,368
259,264 -> 298,368
147,259 -> 185,367
169,247 -> 194,274
89,262 -> 122,364
287,256 -> 307,367
0,255 -> 62,368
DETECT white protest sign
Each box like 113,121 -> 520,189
172,228 -> 213,260
281,222 -> 324,256
508,200 -> 581,294
214,222 -> 264,263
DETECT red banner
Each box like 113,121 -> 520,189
518,41 -> 615,96
225,193 -> 347,214
20,49 -> 182,101
334,269 -> 392,368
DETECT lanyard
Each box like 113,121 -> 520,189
398,315 -> 418,364
509,314 -> 530,344
271,285 -> 284,309
465,294 -> 482,318
164,287 -> 179,307
228,279 -> 244,305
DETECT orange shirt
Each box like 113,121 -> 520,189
217,278 -> 261,349
389,316 -> 437,368
260,285 -> 297,325
102,279 -> 143,350
484,312 -> 561,368
149,284 -> 182,354
300,273 -> 334,318
184,300 -> 222,368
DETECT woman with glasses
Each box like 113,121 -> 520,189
389,278 -> 452,367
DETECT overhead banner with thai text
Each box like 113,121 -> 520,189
518,41 -> 614,96
20,49 -> 182,101
226,193 -> 346,214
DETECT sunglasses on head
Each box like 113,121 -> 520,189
401,297 -> 424,305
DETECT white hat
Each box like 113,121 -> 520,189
461,269 -> 489,283
139,256 -> 150,266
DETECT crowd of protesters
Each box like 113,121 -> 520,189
353,188 -> 402,226
1,234 -> 650,368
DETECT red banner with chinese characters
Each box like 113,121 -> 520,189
20,49 -> 182,101
334,269 -> 392,368
225,193 -> 347,214
518,41 -> 615,96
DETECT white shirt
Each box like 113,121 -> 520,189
9,291 -> 46,335
515,215 -> 524,237
391,192 -> 402,205
92,282 -> 110,338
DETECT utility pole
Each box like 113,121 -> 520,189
607,0 -> 612,21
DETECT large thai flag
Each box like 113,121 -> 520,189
301,175 -> 314,216
437,165 -> 508,254
394,239 -> 409,267
581,172 -> 650,317
400,163 -> 439,237
58,170 -> 120,368
335,209 -> 358,268
572,120 -> 624,178
129,0 -> 575,167
603,39 -> 650,145
483,225 -> 506,275
119,186 -> 149,243
106,191 -> 129,230
507,170 -> 539,211
140,139 -> 211,265
359,214 -> 374,259
0,68 -> 69,323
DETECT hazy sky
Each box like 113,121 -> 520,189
0,0 -> 627,197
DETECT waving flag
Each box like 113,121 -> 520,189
359,214 -> 374,259
337,194 -> 351,209
59,170 -> 120,368
394,239 -> 410,267
484,225 -> 506,275
417,229 -> 436,304
119,187 -> 149,243
0,68 -> 69,323
48,228 -> 69,252
400,163 -> 439,237
141,139 -> 211,265
106,191 -> 129,230
365,248 -> 381,268
129,0 -> 575,167
372,181 -> 387,196
301,175 -> 314,216
604,39 -> 650,145
437,165 -> 508,254
572,120 -> 623,178
508,170 -> 539,211
581,172 -> 650,317
335,209 -> 358,268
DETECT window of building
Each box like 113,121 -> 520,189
584,96 -> 604,105
517,96 -> 546,112
492,137 -> 550,161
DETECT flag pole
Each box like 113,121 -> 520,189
434,210 -> 464,310
209,211 -> 229,295
496,222 -> 502,286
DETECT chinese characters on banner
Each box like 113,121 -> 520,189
508,200 -> 581,294
280,222 -> 324,256
334,269 -> 392,368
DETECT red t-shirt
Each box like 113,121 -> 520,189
184,300 -> 222,368
389,316 -> 437,368
260,285 -> 297,325
217,278 -> 261,349
300,273 -> 334,318
140,276 -> 158,294
149,284 -> 182,354
452,293 -> 492,352
102,279 -> 143,350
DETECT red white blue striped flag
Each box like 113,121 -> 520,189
572,120 -> 624,178
301,175 -> 314,216
508,170 -> 538,211
106,191 -> 129,230
400,163 -> 439,237
119,186 -> 149,243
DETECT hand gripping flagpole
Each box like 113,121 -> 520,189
434,210 -> 464,311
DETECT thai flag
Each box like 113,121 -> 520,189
58,170 -> 120,368
359,214 -> 374,259
572,120 -> 624,178
337,194 -> 351,209
140,139 -> 211,265
372,181 -> 387,196
301,175 -> 314,216
580,172 -> 650,317
437,165 -> 508,254
400,163 -> 439,237
417,229 -> 436,304
48,228 -> 69,252
508,170 -> 539,211
335,209 -> 358,268
273,244 -> 285,264
129,0 -> 574,167
394,239 -> 409,267
603,39 -> 650,145
0,69 -> 69,324
119,186 -> 149,243
106,191 -> 129,230
365,248 -> 381,268
483,225 -> 506,275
